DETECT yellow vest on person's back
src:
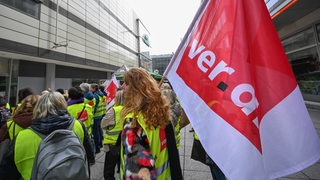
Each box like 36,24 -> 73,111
6,120 -> 24,140
84,97 -> 96,113
94,94 -> 105,117
103,105 -> 124,145
67,103 -> 94,134
101,94 -> 107,115
14,120 -> 84,180
120,113 -> 171,180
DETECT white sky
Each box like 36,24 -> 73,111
128,0 -> 202,55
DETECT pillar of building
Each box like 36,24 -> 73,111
46,63 -> 56,91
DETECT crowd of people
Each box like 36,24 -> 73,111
0,67 -> 225,180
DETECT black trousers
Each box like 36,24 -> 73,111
103,145 -> 120,180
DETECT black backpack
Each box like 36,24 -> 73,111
30,120 -> 89,180
0,108 -> 11,125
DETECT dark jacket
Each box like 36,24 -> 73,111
84,91 -> 94,100
0,110 -> 95,180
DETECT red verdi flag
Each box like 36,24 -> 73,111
164,0 -> 320,179
105,75 -> 119,110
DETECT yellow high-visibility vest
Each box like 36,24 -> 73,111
103,105 -> 124,145
120,113 -> 171,180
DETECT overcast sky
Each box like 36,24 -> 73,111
128,0 -> 202,55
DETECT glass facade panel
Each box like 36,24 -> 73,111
317,23 -> 320,42
0,59 -> 10,98
0,0 -> 40,19
283,27 -> 320,98
282,28 -> 315,52
0,59 -> 18,108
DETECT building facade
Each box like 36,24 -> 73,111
151,54 -> 173,75
271,0 -> 320,103
0,0 -> 150,106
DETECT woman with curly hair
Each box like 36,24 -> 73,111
120,67 -> 182,180
5,94 -> 39,141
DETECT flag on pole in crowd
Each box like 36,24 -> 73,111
164,0 -> 320,179
104,74 -> 119,110
104,65 -> 129,109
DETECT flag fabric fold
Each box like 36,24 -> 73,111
164,0 -> 320,179
104,75 -> 119,110
104,65 -> 128,109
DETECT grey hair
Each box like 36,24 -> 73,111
161,89 -> 176,105
33,92 -> 68,119
80,83 -> 90,92
161,82 -> 171,90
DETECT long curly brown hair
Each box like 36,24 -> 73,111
13,94 -> 39,117
121,68 -> 170,129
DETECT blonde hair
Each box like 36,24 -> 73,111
33,92 -> 68,119
114,88 -> 125,106
121,67 -> 170,129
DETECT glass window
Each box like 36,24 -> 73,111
283,26 -> 320,98
287,47 -> 320,96
282,28 -> 315,52
317,23 -> 320,42
288,47 -> 319,76
0,59 -> 18,109
0,0 -> 41,19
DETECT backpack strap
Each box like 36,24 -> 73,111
77,105 -> 86,120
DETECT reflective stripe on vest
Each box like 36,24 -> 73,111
105,130 -> 122,136
14,120 -> 84,180
94,95 -> 105,117
103,105 -> 124,145
156,159 -> 170,178
174,116 -> 181,149
101,95 -> 107,114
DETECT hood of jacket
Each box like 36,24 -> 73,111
67,98 -> 84,106
95,91 -> 104,97
30,110 -> 74,135
84,91 -> 94,100
13,112 -> 33,128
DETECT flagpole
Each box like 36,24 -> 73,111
158,76 -> 166,88
162,0 -> 209,77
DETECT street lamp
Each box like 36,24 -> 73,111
136,18 -> 151,69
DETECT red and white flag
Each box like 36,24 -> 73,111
164,0 -> 320,179
104,75 -> 119,110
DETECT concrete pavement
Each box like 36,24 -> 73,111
90,107 -> 320,180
